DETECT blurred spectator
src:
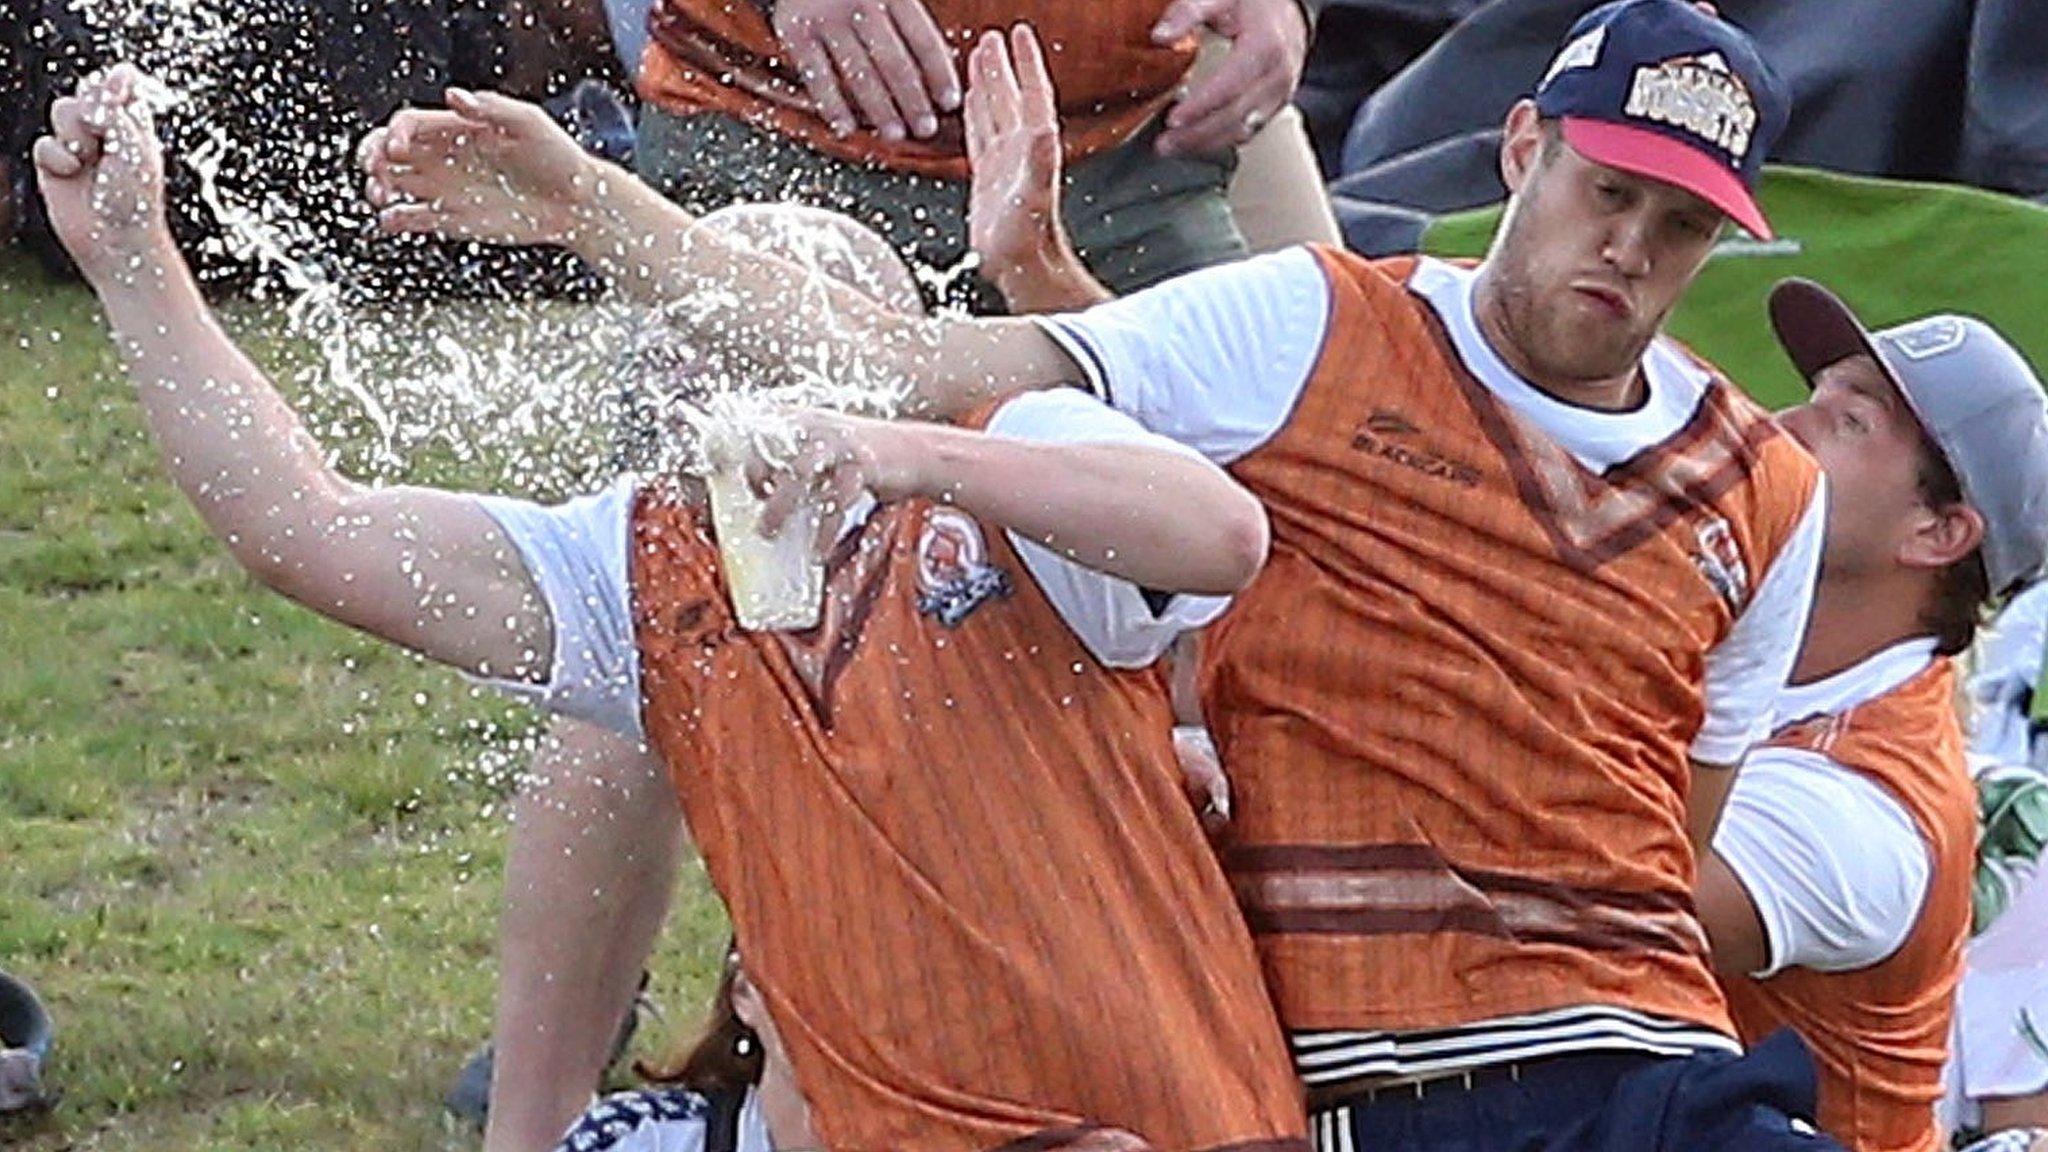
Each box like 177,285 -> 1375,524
4,0 -> 627,295
628,0 -> 1325,308
0,971 -> 54,1116
2,1 -> 32,248
1948,586 -> 2048,1151
1945,762 -> 2048,1151
548,950 -> 787,1152
1969,582 -> 2048,773
1293,0 -> 1480,173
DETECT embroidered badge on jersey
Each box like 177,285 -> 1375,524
915,508 -> 1012,627
1692,515 -> 1751,613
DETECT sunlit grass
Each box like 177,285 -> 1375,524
0,250 -> 727,1151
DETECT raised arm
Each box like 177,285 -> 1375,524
35,67 -> 553,683
963,26 -> 1111,314
360,83 -> 1072,419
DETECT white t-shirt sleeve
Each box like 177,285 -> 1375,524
1694,476 -> 1829,765
983,389 -> 1235,669
471,476 -> 645,742
1712,745 -> 1933,977
1031,245 -> 1332,464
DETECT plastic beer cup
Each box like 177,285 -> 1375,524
702,423 -> 826,631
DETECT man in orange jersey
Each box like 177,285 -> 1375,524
390,21 -> 1328,1144
358,3 -> 1837,1148
1012,7 -> 1832,1148
1693,284 -> 2048,1152
36,66 -> 1311,1152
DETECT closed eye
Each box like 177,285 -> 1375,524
1674,214 -> 1718,241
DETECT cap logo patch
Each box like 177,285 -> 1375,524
1889,317 -> 1968,361
1541,26 -> 1606,88
1623,54 -> 1759,160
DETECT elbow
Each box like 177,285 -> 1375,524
1199,490 -> 1271,595
226,480 -> 361,605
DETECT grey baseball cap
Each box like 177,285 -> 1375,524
1769,278 -> 2048,597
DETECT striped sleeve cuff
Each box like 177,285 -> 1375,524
1031,315 -> 1115,406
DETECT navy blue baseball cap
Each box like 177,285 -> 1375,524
1533,0 -> 1789,238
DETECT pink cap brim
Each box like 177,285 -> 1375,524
1560,118 -> 1773,240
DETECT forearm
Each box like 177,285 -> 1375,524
892,424 -> 1267,593
567,167 -> 1074,417
987,243 -> 1114,311
91,252 -> 550,681
97,250 -> 359,591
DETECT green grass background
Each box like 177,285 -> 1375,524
0,251 -> 728,1150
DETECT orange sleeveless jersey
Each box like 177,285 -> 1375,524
1722,661 -> 1976,1152
638,1 -> 1192,179
627,488 -> 1307,1152
1203,251 -> 1822,1037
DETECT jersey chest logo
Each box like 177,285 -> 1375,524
914,508 -> 1013,628
1350,408 -> 1486,488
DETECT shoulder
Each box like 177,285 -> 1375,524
1312,245 -> 1431,306
1719,746 -> 1935,973
1684,374 -> 1822,568
1777,660 -> 1970,805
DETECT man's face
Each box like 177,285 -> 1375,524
1775,353 -> 1934,578
1486,112 -> 1726,387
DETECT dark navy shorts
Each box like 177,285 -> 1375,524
1311,1030 -> 1846,1152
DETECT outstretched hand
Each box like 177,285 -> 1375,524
963,25 -> 1107,312
360,88 -> 602,248
964,26 -> 1067,281
31,64 -> 175,290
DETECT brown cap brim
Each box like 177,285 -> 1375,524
1768,278 -> 1885,387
